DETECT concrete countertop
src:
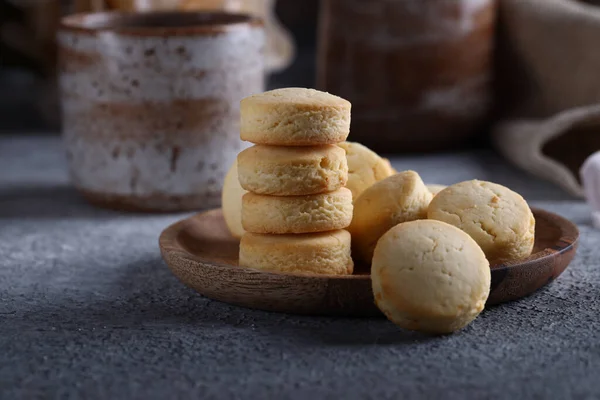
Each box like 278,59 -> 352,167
1,136 -> 599,399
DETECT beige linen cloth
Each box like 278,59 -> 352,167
494,0 -> 600,197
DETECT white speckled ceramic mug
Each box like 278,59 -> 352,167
58,12 -> 264,211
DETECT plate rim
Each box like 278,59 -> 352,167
159,207 -> 580,280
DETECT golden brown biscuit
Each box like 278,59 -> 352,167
372,220 -> 491,334
242,188 -> 353,234
240,88 -> 351,146
239,230 -> 353,275
428,180 -> 535,265
237,144 -> 348,196
348,171 -> 433,263
337,141 -> 396,200
221,161 -> 247,239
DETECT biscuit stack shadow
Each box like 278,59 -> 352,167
236,88 -> 354,275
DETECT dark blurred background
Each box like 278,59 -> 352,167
0,0 -> 320,133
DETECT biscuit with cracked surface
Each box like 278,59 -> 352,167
242,188 -> 353,234
372,219 -> 491,334
337,141 -> 396,200
239,229 -> 353,275
427,180 -> 535,265
240,88 -> 351,146
222,161 -> 247,239
348,170 -> 433,263
237,144 -> 348,196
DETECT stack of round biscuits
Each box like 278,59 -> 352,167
237,88 -> 354,275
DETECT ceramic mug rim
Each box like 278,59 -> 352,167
59,11 -> 263,36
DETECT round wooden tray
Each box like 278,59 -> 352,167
159,208 -> 579,317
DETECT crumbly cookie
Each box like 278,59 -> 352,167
240,88 -> 351,146
337,141 -> 396,200
427,184 -> 447,197
428,180 -> 535,265
239,229 -> 353,275
237,144 -> 348,196
242,188 -> 353,234
372,220 -> 491,334
221,161 -> 247,238
348,170 -> 433,263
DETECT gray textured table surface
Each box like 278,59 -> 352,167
1,136 -> 599,400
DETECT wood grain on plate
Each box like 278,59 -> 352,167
159,208 -> 578,317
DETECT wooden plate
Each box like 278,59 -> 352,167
159,208 -> 579,317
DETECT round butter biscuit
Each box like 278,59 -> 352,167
222,161 -> 247,238
239,230 -> 353,275
372,220 -> 491,334
428,180 -> 535,265
338,141 -> 396,200
242,188 -> 353,234
237,144 -> 348,196
240,88 -> 351,146
348,171 -> 433,263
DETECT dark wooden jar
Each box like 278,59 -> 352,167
317,0 -> 497,153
